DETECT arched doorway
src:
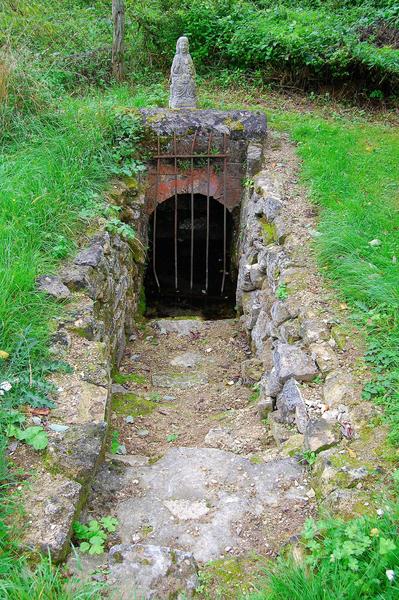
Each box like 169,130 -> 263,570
145,194 -> 236,317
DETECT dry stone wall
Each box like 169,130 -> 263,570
237,135 -> 389,518
23,181 -> 147,561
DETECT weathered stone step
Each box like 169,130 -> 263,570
92,447 -> 313,564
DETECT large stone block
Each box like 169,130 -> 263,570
274,342 -> 318,383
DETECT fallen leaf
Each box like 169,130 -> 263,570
0,351 -> 9,360
28,407 -> 50,416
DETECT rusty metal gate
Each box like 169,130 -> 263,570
152,130 -> 230,297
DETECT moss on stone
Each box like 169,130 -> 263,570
112,393 -> 156,417
259,217 -> 277,245
148,454 -> 163,465
123,176 -> 139,192
146,113 -> 167,124
330,325 -> 347,350
223,117 -> 245,132
198,554 -> 269,599
209,411 -> 232,422
249,455 -> 263,464
112,369 -> 147,385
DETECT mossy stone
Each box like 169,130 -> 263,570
112,393 -> 156,417
259,217 -> 277,245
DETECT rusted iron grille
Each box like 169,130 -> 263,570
152,130 -> 230,296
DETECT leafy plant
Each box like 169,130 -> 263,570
299,450 -> 317,466
275,283 -> 289,300
110,430 -> 121,454
249,384 -> 260,403
105,217 -> 136,241
73,517 -> 118,555
6,413 -> 48,450
166,433 -> 179,443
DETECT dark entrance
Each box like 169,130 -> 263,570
145,194 -> 236,318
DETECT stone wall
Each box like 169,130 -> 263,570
24,181 -> 147,561
236,160 -> 355,449
236,134 -> 388,518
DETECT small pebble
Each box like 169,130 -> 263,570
48,423 -> 69,433
124,415 -> 135,424
138,429 -> 150,438
163,395 -> 176,402
116,444 -> 127,455
32,416 -> 42,426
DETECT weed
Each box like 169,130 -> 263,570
299,450 -> 317,466
110,430 -> 121,455
73,517 -> 118,555
166,433 -> 179,443
275,284 -> 289,300
249,384 -> 260,403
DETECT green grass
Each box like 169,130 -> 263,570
247,512 -> 399,599
271,112 -> 399,446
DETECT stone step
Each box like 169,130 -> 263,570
94,447 -> 313,564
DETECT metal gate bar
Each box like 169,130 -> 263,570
205,132 -> 213,293
190,130 -> 198,291
152,135 -> 161,291
173,132 -> 178,291
152,131 -> 231,297
221,133 -> 228,295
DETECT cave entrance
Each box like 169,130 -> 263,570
145,194 -> 237,319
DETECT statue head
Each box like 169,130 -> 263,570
176,36 -> 189,55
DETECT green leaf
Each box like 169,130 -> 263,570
101,516 -> 118,533
29,430 -> 48,450
19,426 -> 43,441
88,520 -> 101,532
6,424 -> 22,439
166,433 -> 179,443
73,522 -> 89,540
79,542 -> 90,553
88,541 -> 105,555
89,535 -> 105,546
379,537 -> 396,555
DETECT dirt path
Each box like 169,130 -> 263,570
74,318 -> 314,598
111,318 -> 264,456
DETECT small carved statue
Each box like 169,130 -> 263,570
169,36 -> 197,109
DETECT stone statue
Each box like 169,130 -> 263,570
169,36 -> 197,109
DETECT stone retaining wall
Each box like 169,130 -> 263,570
236,134 -> 388,518
23,181 -> 147,561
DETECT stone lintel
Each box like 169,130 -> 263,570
140,109 -> 267,141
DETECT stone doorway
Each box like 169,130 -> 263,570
145,193 -> 237,318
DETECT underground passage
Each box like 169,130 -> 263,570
145,193 -> 237,318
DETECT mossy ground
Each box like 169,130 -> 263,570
111,393 -> 157,417
112,369 -> 147,385
197,554 -> 269,599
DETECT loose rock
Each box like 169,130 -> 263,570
108,544 -> 199,599
37,275 -> 71,301
304,418 -> 341,453
274,342 -> 318,383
